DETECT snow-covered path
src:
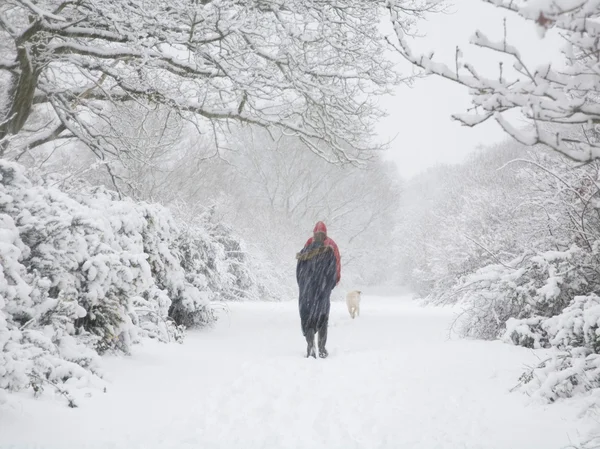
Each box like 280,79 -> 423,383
0,296 -> 591,448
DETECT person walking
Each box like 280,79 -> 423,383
295,221 -> 340,358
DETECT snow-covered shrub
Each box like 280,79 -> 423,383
177,215 -> 252,304
396,142 -> 535,301
173,203 -> 276,304
506,294 -> 600,352
0,167 -> 103,406
208,222 -> 257,301
504,294 -> 600,402
1,160 -> 260,403
451,242 -> 600,402
6,169 -> 191,352
391,0 -> 600,417
514,350 -> 600,403
457,246 -> 598,340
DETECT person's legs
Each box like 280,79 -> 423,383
305,328 -> 316,358
300,296 -> 318,358
317,315 -> 329,358
300,307 -> 316,358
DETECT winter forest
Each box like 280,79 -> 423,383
1,0 -> 600,447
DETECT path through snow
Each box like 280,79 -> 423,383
0,296 -> 592,448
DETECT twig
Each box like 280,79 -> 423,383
29,373 -> 78,408
462,233 -> 516,270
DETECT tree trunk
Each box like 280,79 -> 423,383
0,35 -> 41,157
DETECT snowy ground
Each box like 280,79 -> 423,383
0,295 -> 594,449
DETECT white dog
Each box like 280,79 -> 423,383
346,290 -> 362,319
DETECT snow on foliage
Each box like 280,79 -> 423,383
504,294 -> 600,403
396,142 -> 533,299
458,245 -> 596,341
398,139 -> 600,411
0,160 -> 258,404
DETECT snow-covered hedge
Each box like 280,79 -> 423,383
452,244 -> 600,402
0,161 -> 258,405
457,246 -> 596,340
399,141 -> 600,405
504,293 -> 600,402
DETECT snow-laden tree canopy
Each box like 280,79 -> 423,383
0,0 -> 430,163
388,0 -> 600,162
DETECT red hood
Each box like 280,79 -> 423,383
313,221 -> 327,235
304,222 -> 341,285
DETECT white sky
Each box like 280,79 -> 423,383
377,0 -> 563,178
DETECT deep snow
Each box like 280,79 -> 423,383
0,296 -> 594,448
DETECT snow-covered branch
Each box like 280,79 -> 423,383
388,0 -> 600,162
0,0 -> 431,161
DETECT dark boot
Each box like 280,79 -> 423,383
305,328 -> 316,358
318,323 -> 328,358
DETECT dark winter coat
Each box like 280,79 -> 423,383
296,241 -> 337,335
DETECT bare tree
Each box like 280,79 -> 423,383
0,0 -> 429,163
217,127 -> 402,286
117,124 -> 403,288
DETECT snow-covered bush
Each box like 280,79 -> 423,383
506,293 -> 600,352
0,166 -> 104,406
514,350 -> 600,403
503,294 -> 600,402
176,209 -> 258,304
0,160 -> 256,403
396,142 -> 534,300
397,137 -> 600,408
457,245 -> 598,340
